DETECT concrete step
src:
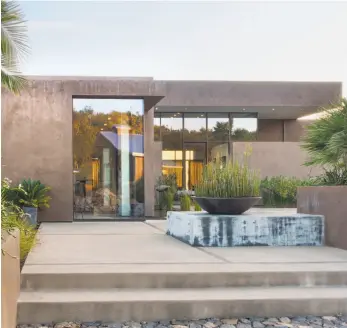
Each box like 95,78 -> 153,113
17,286 -> 347,324
21,263 -> 347,290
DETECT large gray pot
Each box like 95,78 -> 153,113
193,196 -> 261,215
23,207 -> 38,226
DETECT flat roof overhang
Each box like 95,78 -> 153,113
154,105 -> 322,119
155,80 -> 342,119
23,77 -> 342,118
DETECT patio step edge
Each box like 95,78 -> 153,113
17,286 -> 347,324
21,266 -> 347,289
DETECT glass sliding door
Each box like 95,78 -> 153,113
73,98 -> 144,220
183,142 -> 206,191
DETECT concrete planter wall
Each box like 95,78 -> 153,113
1,229 -> 20,328
297,186 -> 347,250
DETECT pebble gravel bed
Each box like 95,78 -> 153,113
17,315 -> 347,328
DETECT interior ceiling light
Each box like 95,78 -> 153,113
104,123 -> 107,126
272,108 -> 275,111
243,108 -> 246,111
101,128 -> 104,131
108,117 -> 111,120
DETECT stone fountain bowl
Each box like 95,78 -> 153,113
193,196 -> 262,215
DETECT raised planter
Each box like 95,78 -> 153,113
1,229 -> 20,328
193,197 -> 261,215
167,211 -> 324,247
297,186 -> 347,250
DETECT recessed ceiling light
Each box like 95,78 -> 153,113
272,108 -> 275,111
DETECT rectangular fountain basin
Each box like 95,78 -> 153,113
167,211 -> 324,247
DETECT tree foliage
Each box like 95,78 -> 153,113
1,0 -> 29,94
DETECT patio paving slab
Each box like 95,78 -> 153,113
39,222 -> 161,235
202,246 -> 347,263
25,230 -> 222,265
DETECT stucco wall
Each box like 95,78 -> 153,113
157,81 -> 341,107
257,119 -> 313,142
1,229 -> 20,328
2,79 -> 163,221
297,186 -> 347,250
232,142 -> 322,179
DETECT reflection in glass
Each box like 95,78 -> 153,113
208,142 -> 229,163
73,99 -> 144,219
231,113 -> 258,141
160,113 -> 183,188
183,113 -> 207,141
207,113 -> 230,141
154,114 -> 161,141
184,143 -> 206,190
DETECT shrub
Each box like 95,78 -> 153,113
261,176 -> 315,207
156,173 -> 177,210
180,194 -> 191,211
194,200 -> 202,211
2,179 -> 37,261
195,153 -> 261,198
166,190 -> 174,211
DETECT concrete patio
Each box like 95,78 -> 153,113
18,218 -> 347,324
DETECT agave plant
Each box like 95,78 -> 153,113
16,179 -> 51,209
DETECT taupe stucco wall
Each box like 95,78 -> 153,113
257,119 -> 314,142
2,79 -> 163,221
157,81 -> 342,107
232,142 -> 322,179
297,186 -> 347,250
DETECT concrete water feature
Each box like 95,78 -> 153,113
18,219 -> 347,324
167,208 -> 324,247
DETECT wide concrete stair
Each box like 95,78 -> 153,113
18,263 -> 347,324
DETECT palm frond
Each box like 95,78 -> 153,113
1,0 -> 29,94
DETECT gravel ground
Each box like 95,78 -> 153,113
17,315 -> 347,328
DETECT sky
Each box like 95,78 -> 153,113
20,1 -> 347,96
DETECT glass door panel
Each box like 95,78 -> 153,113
73,98 -> 144,220
183,142 -> 206,191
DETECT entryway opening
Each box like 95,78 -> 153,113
72,98 -> 144,221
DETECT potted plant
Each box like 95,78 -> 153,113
15,179 -> 51,225
194,153 -> 261,215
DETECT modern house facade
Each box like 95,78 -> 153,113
1,77 -> 342,221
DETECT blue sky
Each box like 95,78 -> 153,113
20,1 -> 347,97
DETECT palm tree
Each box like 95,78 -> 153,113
301,98 -> 347,169
1,0 -> 29,94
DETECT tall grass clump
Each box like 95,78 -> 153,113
180,194 -> 191,211
195,148 -> 261,198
